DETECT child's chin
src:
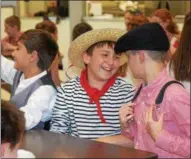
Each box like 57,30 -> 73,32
14,64 -> 21,71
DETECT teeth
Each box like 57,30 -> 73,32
104,68 -> 112,71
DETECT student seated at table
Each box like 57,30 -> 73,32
1,29 -> 58,130
1,101 -> 35,158
115,23 -> 190,158
50,28 -> 135,146
1,100 -> 24,158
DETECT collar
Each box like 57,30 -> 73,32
20,71 -> 47,85
142,68 -> 169,92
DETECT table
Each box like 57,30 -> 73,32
20,130 -> 158,158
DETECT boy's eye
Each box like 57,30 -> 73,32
115,55 -> 120,59
102,54 -> 108,57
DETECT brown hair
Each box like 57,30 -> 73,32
169,12 -> 191,81
19,29 -> 58,71
125,9 -> 142,16
1,101 -> 25,150
72,22 -> 93,40
35,20 -> 57,35
116,62 -> 128,77
127,14 -> 149,31
5,15 -> 21,30
152,8 -> 179,35
86,41 -> 115,56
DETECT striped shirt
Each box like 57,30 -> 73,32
50,77 -> 134,139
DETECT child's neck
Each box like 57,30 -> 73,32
88,77 -> 106,90
23,67 -> 42,79
144,63 -> 165,85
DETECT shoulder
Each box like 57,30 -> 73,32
30,85 -> 57,100
58,77 -> 80,93
164,80 -> 189,102
2,36 -> 9,42
114,78 -> 134,90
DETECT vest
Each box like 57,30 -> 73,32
10,71 -> 57,129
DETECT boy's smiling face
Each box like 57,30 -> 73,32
11,41 -> 35,71
83,44 -> 120,84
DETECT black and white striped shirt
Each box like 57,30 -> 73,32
50,77 -> 134,139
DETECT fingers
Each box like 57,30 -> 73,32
119,103 -> 135,117
119,103 -> 135,127
126,114 -> 134,123
144,105 -> 153,128
124,102 -> 136,108
144,109 -> 148,125
158,112 -> 164,125
148,105 -> 154,121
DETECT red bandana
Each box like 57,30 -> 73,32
80,69 -> 117,123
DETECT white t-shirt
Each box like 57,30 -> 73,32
17,149 -> 35,158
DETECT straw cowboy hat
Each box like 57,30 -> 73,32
68,28 -> 128,69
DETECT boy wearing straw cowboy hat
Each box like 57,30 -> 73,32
50,28 -> 134,146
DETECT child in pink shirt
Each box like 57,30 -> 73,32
115,23 -> 190,158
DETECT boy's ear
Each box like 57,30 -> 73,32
82,51 -> 91,65
30,50 -> 39,62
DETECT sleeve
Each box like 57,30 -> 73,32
121,83 -> 136,138
155,91 -> 190,157
1,55 -> 17,85
50,85 -> 71,134
123,83 -> 135,103
19,85 -> 56,130
121,129 -> 134,141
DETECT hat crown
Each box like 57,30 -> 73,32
115,23 -> 170,53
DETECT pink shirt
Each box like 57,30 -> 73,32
123,69 -> 190,158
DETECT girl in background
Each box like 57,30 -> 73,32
169,12 -> 191,93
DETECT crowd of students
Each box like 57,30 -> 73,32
1,8 -> 190,158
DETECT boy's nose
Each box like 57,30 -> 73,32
11,50 -> 16,57
107,57 -> 114,66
